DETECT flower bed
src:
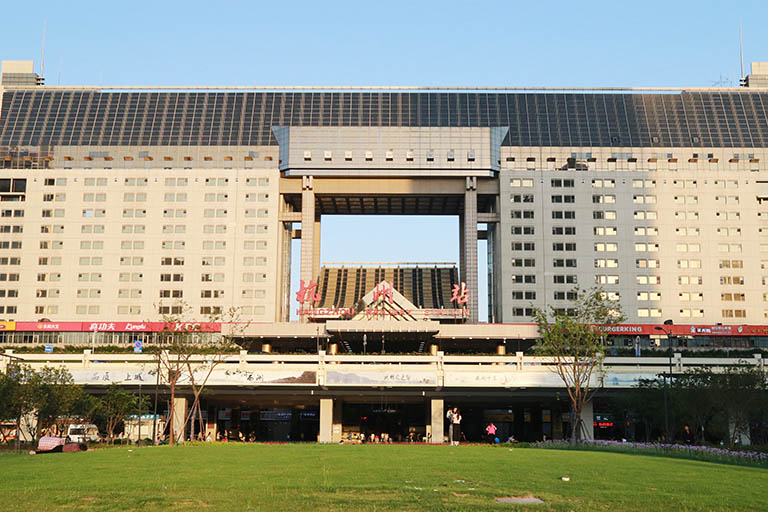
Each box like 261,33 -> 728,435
529,439 -> 768,468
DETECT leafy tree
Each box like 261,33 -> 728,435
669,369 -> 718,443
710,364 -> 767,448
532,286 -> 624,442
36,366 -> 84,438
152,300 -> 242,445
100,384 -> 140,443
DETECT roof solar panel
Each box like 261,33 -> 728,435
1,90 -> 768,147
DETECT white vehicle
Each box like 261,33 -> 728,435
67,424 -> 102,443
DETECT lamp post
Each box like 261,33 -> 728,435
654,320 -> 674,442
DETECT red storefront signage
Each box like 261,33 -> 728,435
596,324 -> 768,337
14,322 -> 221,333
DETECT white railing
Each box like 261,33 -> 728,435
2,350 -> 763,389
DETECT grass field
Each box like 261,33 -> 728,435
1,444 -> 765,511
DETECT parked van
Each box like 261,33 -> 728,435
67,424 -> 101,443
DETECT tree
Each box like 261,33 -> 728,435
710,364 -> 767,448
100,384 -> 141,443
152,300 -> 242,445
3,363 -> 45,450
35,366 -> 84,438
532,286 -> 624,442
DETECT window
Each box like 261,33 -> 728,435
510,275 -> 536,284
592,179 -> 615,188
634,227 -> 658,236
634,211 -> 658,220
593,226 -> 617,236
636,259 -> 660,269
593,211 -> 617,220
552,226 -> 576,235
512,226 -> 536,235
677,259 -> 702,269
510,194 -> 534,203
553,258 -> 577,268
675,227 -> 700,236
510,210 -> 534,219
552,211 -> 575,219
553,275 -> 577,284
678,276 -> 702,285
594,259 -> 619,268
551,179 -> 574,187
718,243 -> 743,253
510,178 -> 534,188
594,242 -> 617,252
592,195 -> 616,204
595,275 -> 619,284
720,276 -> 744,285
510,258 -> 536,267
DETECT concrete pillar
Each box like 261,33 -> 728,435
496,344 -> 506,355
279,220 -> 293,321
429,344 -> 439,356
300,176 -> 316,287
319,398 -> 333,443
172,397 -> 188,443
261,343 -> 272,353
332,400 -> 343,443
463,177 -> 478,323
581,400 -> 594,441
429,399 -> 444,444
313,217 -> 322,280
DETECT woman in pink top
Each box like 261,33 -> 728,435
485,422 -> 497,444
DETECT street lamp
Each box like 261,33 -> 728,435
654,320 -> 674,442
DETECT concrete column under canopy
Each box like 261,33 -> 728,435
319,398 -> 333,443
463,177 -> 479,323
172,397 -> 187,443
429,398 -> 444,444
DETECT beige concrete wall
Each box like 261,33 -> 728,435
498,146 -> 768,325
1,167 -> 281,323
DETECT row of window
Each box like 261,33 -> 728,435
32,288 -> 267,300
27,304 -> 269,316
36,224 -> 270,234
511,178 -> 742,189
41,177 -> 270,187
303,149 -> 477,163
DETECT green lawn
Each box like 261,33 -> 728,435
1,444 -> 764,511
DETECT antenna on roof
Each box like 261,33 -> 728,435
739,21 -> 745,87
40,19 -> 46,80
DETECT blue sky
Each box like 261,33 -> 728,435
4,0 -> 768,321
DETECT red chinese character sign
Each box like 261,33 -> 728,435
450,282 -> 469,307
296,280 -> 321,305
372,281 -> 394,304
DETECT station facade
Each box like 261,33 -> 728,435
2,60 -> 768,442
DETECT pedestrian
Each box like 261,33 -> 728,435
450,408 -> 462,446
446,407 -> 454,443
683,425 -> 694,445
485,422 -> 497,444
